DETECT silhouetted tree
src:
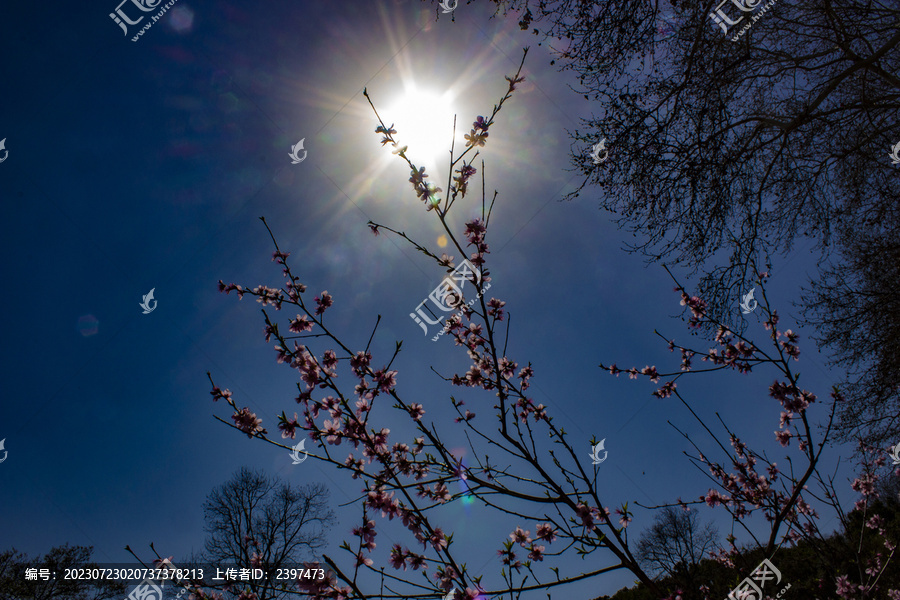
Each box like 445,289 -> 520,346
0,545 -> 126,600
428,0 -> 900,450
801,227 -> 900,446
636,506 -> 718,591
461,0 -> 900,306
198,467 -> 335,600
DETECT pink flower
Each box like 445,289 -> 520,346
464,219 -> 486,244
509,527 -> 531,546
678,290 -> 708,325
517,365 -> 535,389
314,291 -> 333,315
278,412 -> 300,439
373,369 -> 398,393
454,410 -> 476,423
487,298 -> 506,320
780,411 -> 793,427
350,351 -> 371,374
210,386 -> 233,403
366,487 -> 401,519
407,553 -> 425,570
615,508 -> 632,528
389,544 -> 406,570
851,473 -> 877,497
232,407 -> 266,438
575,503 -> 595,528
252,285 -> 283,309
702,489 -> 729,508
322,349 -> 338,370
286,280 -> 306,300
218,281 -> 245,298
409,166 -> 427,186
464,131 -> 488,148
535,523 -> 557,543
322,419 -> 342,445
432,482 -> 451,503
459,164 -> 477,181
775,429 -> 792,447
498,357 -> 517,378
352,519 -> 377,551
835,575 -> 855,598
427,529 -> 447,551
497,546 -> 521,572
407,403 -> 425,420
527,544 -> 545,561
464,365 -> 483,387
344,454 -> 364,477
653,381 -> 676,398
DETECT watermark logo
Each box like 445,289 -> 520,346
711,0 -> 779,41
111,0 -> 179,41
589,439 -> 608,465
590,139 -> 609,164
709,0 -> 749,34
290,439 -> 309,465
439,0 -> 458,13
110,0 -> 162,35
889,142 -> 900,165
410,259 -> 486,341
740,288 -> 758,314
126,580 -> 163,600
0,138 -> 8,163
889,443 -> 900,466
289,139 -> 307,164
0,439 -> 7,464
140,288 -> 157,314
727,558 -> 789,600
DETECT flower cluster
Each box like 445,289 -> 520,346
464,116 -> 490,148
463,219 -> 489,268
295,568 -> 351,600
677,287 -> 708,328
452,163 -> 477,197
375,123 -> 397,146
408,165 -> 442,211
232,407 -> 267,438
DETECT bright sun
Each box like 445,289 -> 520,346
384,87 -> 460,166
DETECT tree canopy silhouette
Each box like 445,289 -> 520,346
199,467 -> 336,600
0,545 -> 126,600
441,0 -> 900,447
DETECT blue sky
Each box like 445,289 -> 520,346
0,0 -> 856,596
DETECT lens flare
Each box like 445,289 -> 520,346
77,314 -> 99,337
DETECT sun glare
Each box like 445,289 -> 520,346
384,87 -> 460,166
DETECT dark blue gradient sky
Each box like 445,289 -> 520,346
0,1 -> 855,596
